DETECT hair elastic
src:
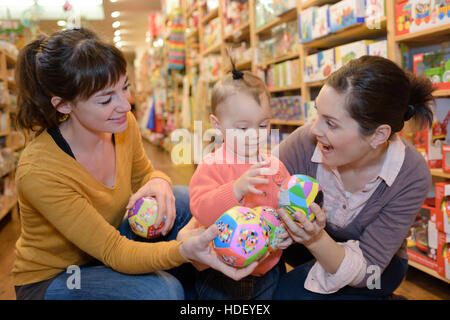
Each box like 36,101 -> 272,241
404,104 -> 416,121
232,69 -> 244,80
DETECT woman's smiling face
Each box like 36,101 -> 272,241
310,85 -> 372,168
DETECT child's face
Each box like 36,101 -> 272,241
211,92 -> 271,159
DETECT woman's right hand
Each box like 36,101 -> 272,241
178,222 -> 259,281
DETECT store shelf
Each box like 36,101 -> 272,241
300,0 -> 340,10
224,22 -> 250,42
5,52 -> 16,67
408,260 -> 450,285
186,27 -> 199,39
258,52 -> 299,68
0,194 -> 18,222
0,131 -> 10,137
186,4 -> 197,19
201,7 -> 219,25
395,24 -> 450,43
430,168 -> 450,179
270,119 -> 304,126
255,7 -> 297,37
269,85 -> 302,93
202,42 -> 221,56
433,89 -> 450,98
305,80 -> 325,88
303,17 -> 387,50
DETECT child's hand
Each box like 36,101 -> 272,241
233,160 -> 270,202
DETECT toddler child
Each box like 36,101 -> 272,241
189,62 -> 292,299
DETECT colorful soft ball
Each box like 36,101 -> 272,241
127,197 -> 165,239
278,174 -> 323,222
255,206 -> 286,253
213,206 -> 269,268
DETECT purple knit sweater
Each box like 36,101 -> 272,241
275,124 -> 432,287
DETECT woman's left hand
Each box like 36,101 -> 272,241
278,203 -> 326,247
126,178 -> 176,236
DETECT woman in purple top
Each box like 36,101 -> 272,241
273,56 -> 435,300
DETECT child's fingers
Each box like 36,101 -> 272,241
249,177 -> 269,185
248,186 -> 264,195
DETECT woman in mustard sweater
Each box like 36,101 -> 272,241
12,28 -> 258,300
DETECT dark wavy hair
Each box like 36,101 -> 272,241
325,55 -> 434,139
15,28 -> 127,134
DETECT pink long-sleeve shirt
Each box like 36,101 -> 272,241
189,144 -> 291,276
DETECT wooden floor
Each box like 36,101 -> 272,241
0,140 -> 449,300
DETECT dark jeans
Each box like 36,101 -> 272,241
44,185 -> 192,300
274,244 -> 408,300
194,259 -> 286,300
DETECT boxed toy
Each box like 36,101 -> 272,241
299,6 -> 316,42
303,48 -> 335,83
433,182 -> 450,234
407,204 -> 438,270
313,5 -> 331,39
335,40 -> 375,70
395,0 -> 450,36
270,96 -> 303,121
413,47 -> 450,91
367,39 -> 388,58
365,0 -> 386,25
329,0 -> 366,33
442,145 -> 450,172
427,222 -> 450,279
414,98 -> 450,168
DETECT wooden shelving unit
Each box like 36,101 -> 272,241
178,0 -> 450,284
0,49 -> 19,221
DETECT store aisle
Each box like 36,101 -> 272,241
0,139 -> 449,300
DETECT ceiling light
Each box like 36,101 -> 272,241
57,20 -> 66,27
111,11 -> 120,18
115,41 -> 122,48
110,0 -> 118,2
113,36 -> 121,42
114,30 -> 121,36
112,21 -> 120,28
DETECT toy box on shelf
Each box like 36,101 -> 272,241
365,0 -> 386,25
413,98 -> 450,168
413,47 -> 450,91
427,221 -> 450,280
335,39 -> 375,70
329,0 -> 366,33
299,5 -> 331,43
200,54 -> 222,81
367,39 -> 388,58
406,203 -> 438,271
395,0 -> 450,36
203,17 -> 221,50
223,0 -> 249,36
303,48 -> 335,83
270,96 -> 303,121
433,182 -> 450,234
442,144 -> 450,172
258,20 -> 298,63
266,59 -> 301,88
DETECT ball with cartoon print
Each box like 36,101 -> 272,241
127,197 -> 165,239
213,206 -> 269,268
254,206 -> 286,253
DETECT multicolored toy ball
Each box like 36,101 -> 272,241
127,197 -> 165,239
254,206 -> 286,253
213,206 -> 269,268
278,174 -> 323,222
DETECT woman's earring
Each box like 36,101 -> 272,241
371,144 -> 377,149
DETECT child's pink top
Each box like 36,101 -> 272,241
189,144 -> 291,276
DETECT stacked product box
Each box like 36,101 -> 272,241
329,0 -> 366,32
413,46 -> 450,91
303,39 -> 389,83
367,39 -> 388,58
429,183 -> 450,280
395,0 -> 450,37
270,95 -> 303,121
266,59 -> 301,88
413,98 -> 450,169
303,48 -> 335,83
299,5 -> 331,42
